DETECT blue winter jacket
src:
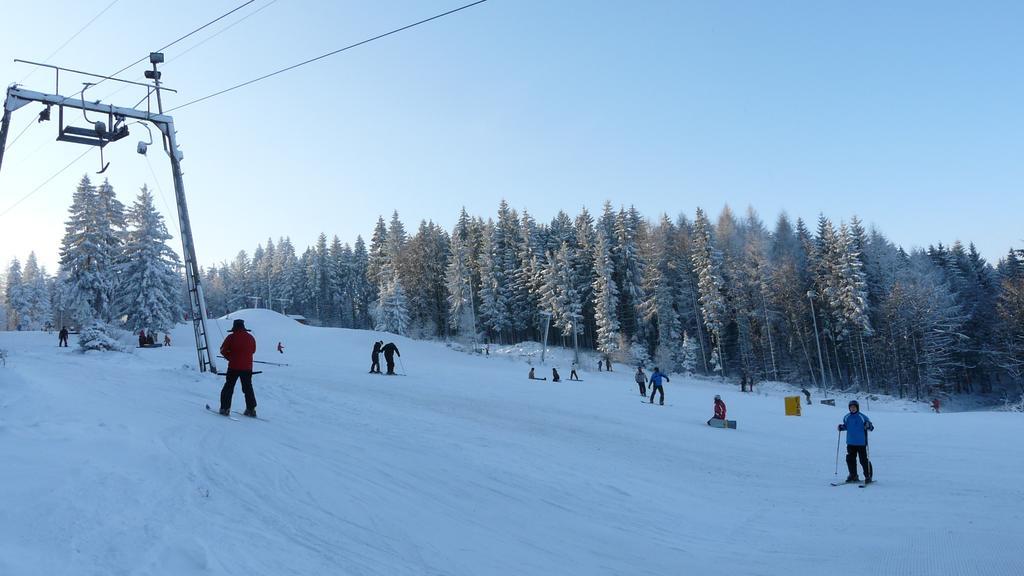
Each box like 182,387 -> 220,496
842,412 -> 873,446
649,371 -> 669,387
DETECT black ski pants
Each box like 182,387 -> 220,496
846,444 -> 871,479
637,380 -> 647,396
649,384 -> 664,404
384,354 -> 396,374
221,369 -> 257,412
370,354 -> 381,373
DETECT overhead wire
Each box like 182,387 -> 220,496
19,0 -> 122,84
110,0 -> 282,108
91,0 -> 258,93
0,148 -> 92,219
168,0 -> 489,112
3,116 -> 39,152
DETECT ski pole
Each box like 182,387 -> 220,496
835,429 -> 842,477
398,355 -> 407,376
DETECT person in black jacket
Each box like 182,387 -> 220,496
552,367 -> 561,382
370,340 -> 383,373
58,326 -> 69,347
382,342 -> 400,375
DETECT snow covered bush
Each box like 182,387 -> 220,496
77,322 -> 129,352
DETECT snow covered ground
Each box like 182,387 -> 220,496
1,308 -> 1022,576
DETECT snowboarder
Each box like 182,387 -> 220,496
382,342 -> 400,375
138,329 -> 148,348
58,326 -> 69,347
605,357 -> 612,371
802,387 -> 811,405
552,368 -> 561,382
529,367 -> 546,380
569,365 -> 580,381
712,394 -> 727,421
164,333 -> 171,346
219,319 -> 258,418
931,399 -> 941,413
648,367 -> 669,405
370,340 -> 383,373
635,367 -> 647,396
277,341 -> 284,354
837,400 -> 874,483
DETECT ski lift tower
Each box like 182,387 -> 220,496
0,56 -> 218,374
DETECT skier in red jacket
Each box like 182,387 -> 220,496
219,319 -> 258,417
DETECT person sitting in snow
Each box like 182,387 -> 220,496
712,394 -> 726,421
551,367 -> 561,382
528,367 -> 546,381
838,400 -> 874,483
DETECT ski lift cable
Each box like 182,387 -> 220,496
143,151 -> 176,218
0,148 -> 92,220
3,115 -> 38,152
167,0 -> 489,113
19,0 -> 123,84
109,0 -> 282,107
91,0 -> 258,93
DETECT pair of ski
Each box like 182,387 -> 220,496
830,479 -> 873,488
205,404 -> 268,422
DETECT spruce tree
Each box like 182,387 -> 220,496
114,185 -> 183,333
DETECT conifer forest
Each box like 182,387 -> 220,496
4,176 -> 1024,402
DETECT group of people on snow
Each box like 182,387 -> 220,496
137,329 -> 170,348
528,365 -> 580,382
370,340 -> 401,375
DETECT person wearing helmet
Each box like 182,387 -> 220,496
712,394 -> 727,421
837,400 -> 874,483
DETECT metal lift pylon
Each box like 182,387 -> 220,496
0,56 -> 218,374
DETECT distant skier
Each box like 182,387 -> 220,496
552,368 -> 561,382
598,360 -> 603,372
164,333 -> 171,346
648,367 -> 669,405
635,367 -> 647,397
277,341 -> 284,354
370,340 -> 383,374
382,342 -> 400,375
605,357 -> 612,372
219,319 -> 258,418
712,394 -> 726,421
528,367 -> 546,381
837,400 -> 874,483
58,326 -> 69,347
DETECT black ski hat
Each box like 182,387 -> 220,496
230,319 -> 250,332
849,399 -> 859,408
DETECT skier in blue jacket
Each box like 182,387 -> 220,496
648,368 -> 670,405
838,400 -> 874,483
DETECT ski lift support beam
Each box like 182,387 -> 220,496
0,61 -> 217,376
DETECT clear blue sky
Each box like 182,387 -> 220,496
1,0 -> 1021,273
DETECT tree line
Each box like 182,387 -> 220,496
3,175 -> 182,336
3,178 -> 1023,401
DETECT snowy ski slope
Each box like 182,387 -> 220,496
1,309 -> 1022,576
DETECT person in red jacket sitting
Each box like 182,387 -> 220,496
219,319 -> 258,417
712,394 -> 727,421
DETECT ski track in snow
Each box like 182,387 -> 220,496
2,310 -> 1023,576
